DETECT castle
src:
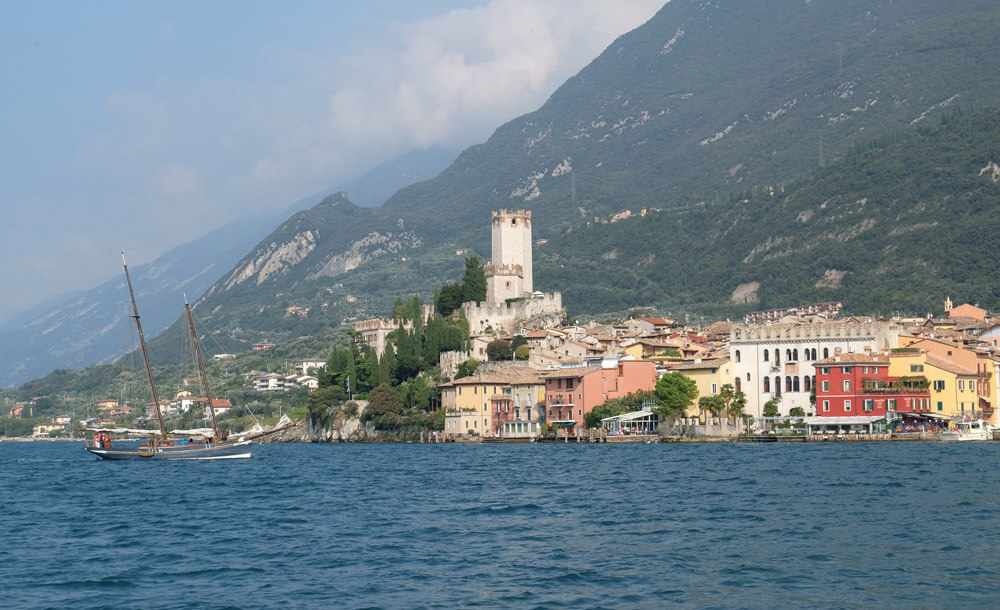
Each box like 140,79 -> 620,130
464,209 -> 563,334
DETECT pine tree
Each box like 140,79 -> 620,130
461,255 -> 486,303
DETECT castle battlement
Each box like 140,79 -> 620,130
730,321 -> 900,343
484,262 -> 523,277
492,209 -> 531,228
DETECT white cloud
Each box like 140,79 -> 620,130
1,0 -> 665,322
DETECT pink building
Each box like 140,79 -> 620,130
542,360 -> 657,435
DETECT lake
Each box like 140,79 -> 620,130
1,440 -> 998,608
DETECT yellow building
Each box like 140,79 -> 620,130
888,349 -> 978,418
440,367 -> 545,437
665,357 -> 733,417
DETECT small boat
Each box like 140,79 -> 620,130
86,255 -> 252,460
940,419 -> 994,442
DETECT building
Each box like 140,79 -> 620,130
354,318 -> 413,358
441,367 -> 545,437
541,359 -> 657,435
730,321 -> 903,418
666,357 -> 734,417
251,373 -> 318,392
887,349 -> 978,418
462,210 -> 562,334
485,209 -> 533,304
813,352 -> 931,417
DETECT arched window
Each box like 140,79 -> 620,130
812,348 -> 818,360
793,349 -> 799,361
793,376 -> 800,392
735,378 -> 742,392
747,372 -> 751,381
774,376 -> 782,397
823,347 -> 829,359
786,349 -> 792,362
763,377 -> 770,392
735,350 -> 741,363
763,349 -> 769,362
785,376 -> 792,392
803,376 -> 811,392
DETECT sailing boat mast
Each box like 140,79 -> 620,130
122,253 -> 169,441
184,295 -> 221,440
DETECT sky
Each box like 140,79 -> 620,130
0,0 -> 664,325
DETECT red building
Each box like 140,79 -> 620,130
813,352 -> 930,416
542,359 -> 657,435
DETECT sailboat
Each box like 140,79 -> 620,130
86,255 -> 252,460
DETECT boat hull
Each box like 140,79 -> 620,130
86,440 -> 252,460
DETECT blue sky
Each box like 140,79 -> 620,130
0,0 -> 664,324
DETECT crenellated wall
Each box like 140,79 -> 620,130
463,292 -> 563,334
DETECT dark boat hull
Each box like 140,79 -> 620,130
86,440 -> 252,460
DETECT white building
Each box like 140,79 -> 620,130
730,320 -> 903,418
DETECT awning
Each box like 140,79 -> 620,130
549,420 -> 578,427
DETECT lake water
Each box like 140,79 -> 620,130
1,440 -> 998,608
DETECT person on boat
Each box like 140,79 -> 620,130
94,433 -> 102,448
105,433 -> 112,447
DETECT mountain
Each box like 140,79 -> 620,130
153,0 -> 1000,359
0,146 -> 459,387
9,0 -> 1000,384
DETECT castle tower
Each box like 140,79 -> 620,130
486,209 -> 533,305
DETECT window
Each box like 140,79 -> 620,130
793,376 -> 800,392
735,350 -> 741,363
803,376 -> 811,392
844,400 -> 852,412
958,380 -> 965,390
937,401 -> 943,411
843,380 -> 851,391
910,365 -> 924,372
842,367 -> 851,374
566,379 -> 574,390
821,367 -> 830,374
863,399 -> 874,412
821,380 -> 830,392
763,349 -> 769,362
764,377 -> 770,392
786,349 -> 792,362
785,377 -> 792,392
711,383 -> 718,394
887,399 -> 896,411
822,400 -> 830,412
933,380 -> 944,391
823,348 -> 829,358
774,376 -> 781,397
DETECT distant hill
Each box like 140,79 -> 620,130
0,147 -> 458,387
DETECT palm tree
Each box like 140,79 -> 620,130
719,383 -> 735,421
729,390 -> 747,425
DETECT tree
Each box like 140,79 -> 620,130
730,391 -> 747,423
718,383 -> 735,419
653,372 -> 699,417
455,359 -> 479,380
365,383 -> 406,428
461,255 -> 486,303
511,335 -> 527,349
762,399 -> 779,417
698,394 -> 725,420
789,407 -> 805,417
514,345 -> 530,361
307,385 -> 347,428
486,339 -> 513,361
436,283 -> 464,317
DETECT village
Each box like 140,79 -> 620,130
12,210 -> 1000,443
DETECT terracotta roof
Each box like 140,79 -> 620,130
813,353 -> 887,365
924,353 -> 976,376
540,366 -> 601,379
666,357 -> 731,371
